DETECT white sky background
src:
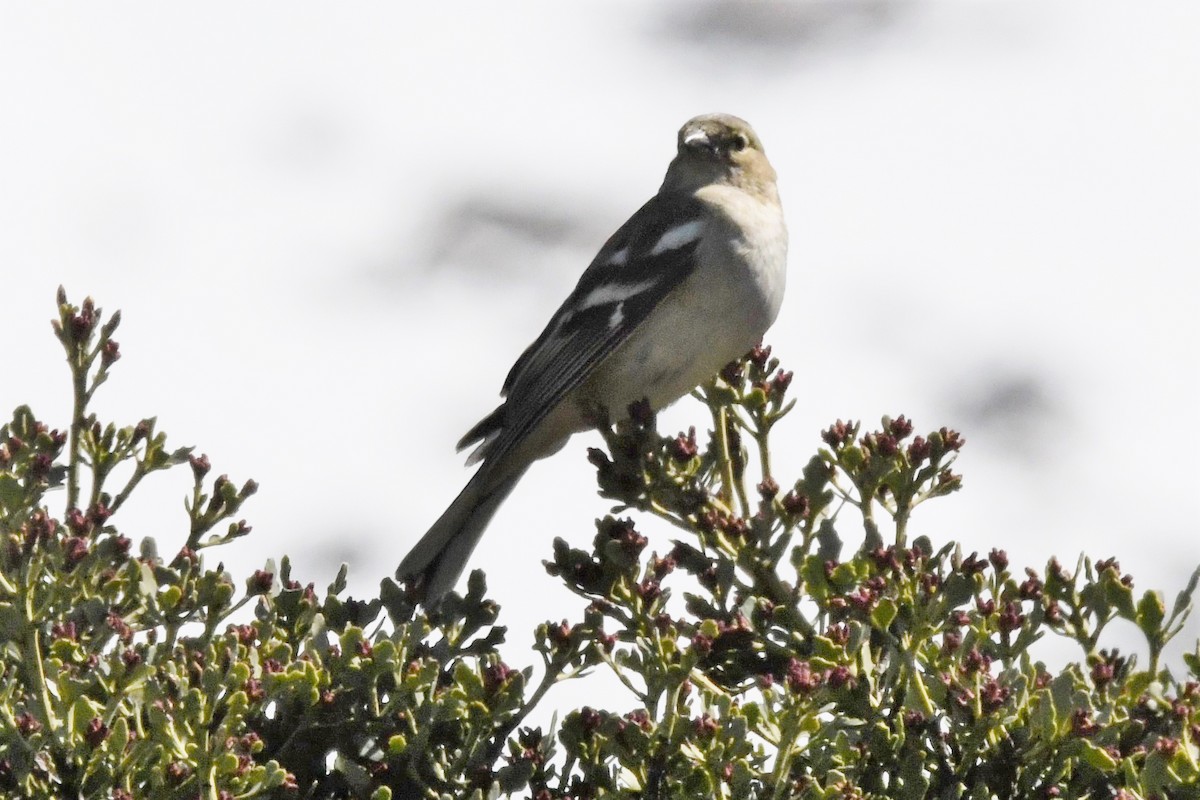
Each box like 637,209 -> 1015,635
3,0 -> 1198,685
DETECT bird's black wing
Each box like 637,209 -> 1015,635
459,192 -> 706,464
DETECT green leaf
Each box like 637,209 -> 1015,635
816,519 -> 842,562
137,561 -> 158,597
1136,590 -> 1166,640
828,561 -> 859,589
1184,648 -> 1200,678
1171,563 -> 1200,621
0,474 -> 25,511
108,716 -> 129,754
871,597 -> 897,631
1030,689 -> 1057,739
10,405 -> 37,437
0,603 -> 25,640
159,584 -> 183,610
943,572 -> 975,607
1101,569 -> 1137,620
1076,739 -> 1118,771
329,562 -> 349,595
897,749 -> 932,799
1050,667 -> 1085,719
215,751 -> 240,774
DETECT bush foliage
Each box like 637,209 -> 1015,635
0,291 -> 1197,799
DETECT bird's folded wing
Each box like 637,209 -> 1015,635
479,193 -> 709,465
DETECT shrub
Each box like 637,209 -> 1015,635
0,291 -> 1196,798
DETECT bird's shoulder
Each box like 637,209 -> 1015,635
582,191 -> 710,279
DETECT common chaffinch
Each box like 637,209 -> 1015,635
399,112 -> 789,603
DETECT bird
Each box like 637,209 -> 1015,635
398,113 -> 789,604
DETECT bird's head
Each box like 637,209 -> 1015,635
664,113 -> 776,196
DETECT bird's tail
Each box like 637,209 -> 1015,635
396,467 -> 524,605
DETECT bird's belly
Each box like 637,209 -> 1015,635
577,187 -> 787,423
584,276 -> 772,416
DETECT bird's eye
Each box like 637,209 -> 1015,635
730,133 -> 748,152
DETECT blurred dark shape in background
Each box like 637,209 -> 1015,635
415,195 -> 606,283
654,0 -> 911,54
952,368 -> 1060,463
